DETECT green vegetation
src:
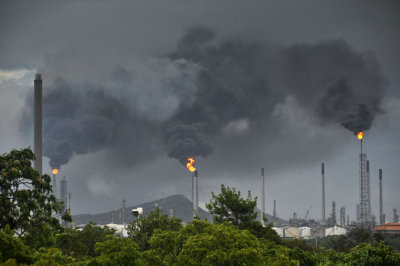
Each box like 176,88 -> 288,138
0,149 -> 70,237
1,148 -> 400,265
127,206 -> 183,251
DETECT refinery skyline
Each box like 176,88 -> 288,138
0,0 -> 399,221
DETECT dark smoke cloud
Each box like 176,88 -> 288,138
281,40 -> 386,132
163,26 -> 284,164
39,77 -> 162,170
21,26 -> 387,169
163,122 -> 213,164
43,79 -> 125,169
319,80 -> 374,132
162,26 -> 386,164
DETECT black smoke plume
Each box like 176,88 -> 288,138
281,40 -> 386,133
162,27 -> 386,164
163,26 -> 281,164
23,26 -> 386,169
42,78 -> 159,169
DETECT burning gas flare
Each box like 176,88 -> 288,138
357,131 -> 364,140
52,169 -> 59,175
186,157 -> 196,172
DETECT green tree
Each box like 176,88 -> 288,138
317,227 -> 391,252
22,222 -> 58,249
206,185 -> 258,227
317,249 -> 347,266
0,148 -> 68,239
92,236 -> 141,266
0,226 -> 33,264
260,239 -> 300,266
141,230 -> 182,265
142,220 -> 266,265
347,242 -> 400,266
141,219 -> 213,265
206,184 -> 280,243
178,222 -> 264,265
56,222 -> 115,257
288,247 -> 317,266
32,247 -> 77,265
55,228 -> 89,257
127,207 -> 183,251
143,220 -> 298,265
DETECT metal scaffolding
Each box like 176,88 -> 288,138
359,155 -> 372,226
60,176 -> 67,213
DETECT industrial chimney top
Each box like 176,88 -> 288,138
35,73 -> 42,80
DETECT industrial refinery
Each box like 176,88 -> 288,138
31,74 -> 398,239
2,2 -> 400,264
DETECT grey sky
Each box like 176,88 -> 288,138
0,0 -> 399,222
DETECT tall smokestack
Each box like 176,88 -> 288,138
52,174 -> 57,198
60,176 -> 67,213
261,168 -> 265,226
366,160 -> 372,222
331,201 -> 337,226
340,206 -> 346,227
273,199 -> 276,219
122,198 -> 126,224
34,74 -> 42,175
379,169 -> 383,224
193,170 -> 198,217
321,163 -> 325,223
358,133 -> 371,226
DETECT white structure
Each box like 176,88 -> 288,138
105,223 -> 128,237
272,227 -> 284,237
284,227 -> 301,238
325,226 -> 346,236
132,207 -> 143,217
299,227 -> 311,239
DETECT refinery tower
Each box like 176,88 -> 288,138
356,132 -> 372,226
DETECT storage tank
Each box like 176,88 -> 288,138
272,227 -> 284,237
284,227 -> 301,238
325,226 -> 346,236
299,227 -> 311,238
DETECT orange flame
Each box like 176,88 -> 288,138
52,169 -> 59,175
186,157 -> 196,172
357,131 -> 363,140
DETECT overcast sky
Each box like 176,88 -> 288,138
1,0 -> 399,222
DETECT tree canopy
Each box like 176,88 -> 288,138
206,184 -> 258,227
127,206 -> 183,251
206,184 -> 280,243
0,148 -> 68,238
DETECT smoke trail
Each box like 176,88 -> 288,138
162,27 -> 387,163
23,53 -> 199,170
22,26 -> 386,169
163,26 -> 281,163
319,80 -> 375,133
281,40 -> 386,133
43,80 -> 122,169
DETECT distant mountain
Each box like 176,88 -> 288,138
72,194 -> 211,225
72,194 -> 286,225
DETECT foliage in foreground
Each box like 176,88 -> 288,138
1,149 -> 399,265
206,184 -> 281,243
0,148 -> 71,250
2,221 -> 400,265
127,206 -> 183,251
